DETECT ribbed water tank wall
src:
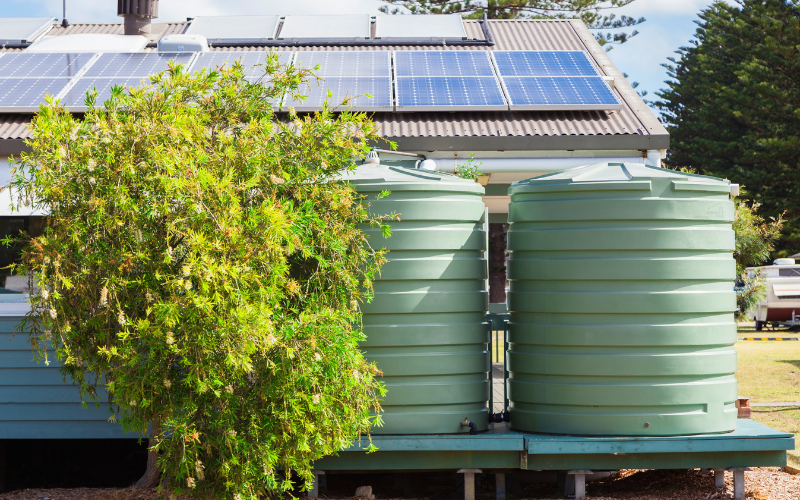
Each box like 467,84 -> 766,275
507,162 -> 737,436
343,163 -> 489,434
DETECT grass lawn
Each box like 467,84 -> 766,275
735,341 -> 800,402
735,338 -> 800,468
750,407 -> 800,468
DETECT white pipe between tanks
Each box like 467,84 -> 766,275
434,156 -> 644,174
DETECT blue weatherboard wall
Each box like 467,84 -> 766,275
0,315 -> 129,439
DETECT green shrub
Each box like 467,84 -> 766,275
8,53 -> 388,499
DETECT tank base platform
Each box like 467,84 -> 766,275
315,419 -> 793,471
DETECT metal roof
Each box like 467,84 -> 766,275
0,19 -> 667,154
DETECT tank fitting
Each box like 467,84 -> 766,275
490,412 -> 510,423
460,417 -> 478,435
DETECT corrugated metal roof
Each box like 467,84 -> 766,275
43,21 -> 187,37
0,115 -> 31,140
0,19 -> 667,152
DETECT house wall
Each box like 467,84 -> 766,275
0,315 -> 129,439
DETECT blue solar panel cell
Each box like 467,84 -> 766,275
395,76 -> 506,110
0,77 -> 70,109
290,77 -> 392,111
0,53 -> 96,78
502,76 -> 621,110
295,52 -> 390,77
395,51 -> 494,77
83,53 -> 195,78
61,77 -> 146,109
493,51 -> 598,77
191,51 -> 292,80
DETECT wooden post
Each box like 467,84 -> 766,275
495,472 -> 506,500
457,469 -> 482,500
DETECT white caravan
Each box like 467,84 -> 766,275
746,258 -> 800,331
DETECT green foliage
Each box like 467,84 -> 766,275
657,0 -> 800,255
9,54 -> 388,499
455,154 -> 483,180
733,196 -> 784,317
378,0 -> 645,46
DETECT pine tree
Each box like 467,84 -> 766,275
657,0 -> 800,255
379,0 -> 645,47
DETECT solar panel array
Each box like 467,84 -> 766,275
394,51 -> 507,111
0,53 -> 95,111
290,52 -> 392,111
62,53 -> 195,110
191,51 -> 293,82
492,51 -> 622,110
0,49 -> 622,113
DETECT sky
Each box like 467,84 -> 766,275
1,0 -> 730,110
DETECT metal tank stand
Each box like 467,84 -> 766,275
457,468 -> 482,500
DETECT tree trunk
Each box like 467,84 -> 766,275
135,420 -> 161,489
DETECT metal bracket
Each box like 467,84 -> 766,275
519,450 -> 528,470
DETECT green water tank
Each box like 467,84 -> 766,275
343,163 -> 490,434
507,162 -> 737,436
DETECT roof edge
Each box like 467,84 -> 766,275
568,20 -> 669,144
384,134 -> 669,152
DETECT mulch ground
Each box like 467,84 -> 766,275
1,468 -> 799,499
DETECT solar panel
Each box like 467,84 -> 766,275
395,51 -> 495,77
185,16 -> 280,43
395,76 -> 506,111
294,52 -> 390,77
375,14 -> 466,40
393,51 -> 507,111
60,77 -> 144,109
0,78 -> 70,111
492,51 -> 598,77
190,51 -> 293,81
289,77 -> 392,111
0,53 -> 95,78
0,17 -> 54,44
279,15 -> 370,39
501,76 -> 622,110
289,52 -> 392,111
83,53 -> 195,78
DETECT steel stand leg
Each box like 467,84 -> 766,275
495,472 -> 506,500
309,470 -> 324,498
458,469 -> 482,500
566,470 -> 591,499
732,469 -> 746,499
713,469 -> 725,488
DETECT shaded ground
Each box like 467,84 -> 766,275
3,468 -> 799,499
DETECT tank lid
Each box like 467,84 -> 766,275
339,164 -> 484,194
510,162 -> 729,195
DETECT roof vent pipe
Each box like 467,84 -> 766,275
62,0 -> 69,28
118,0 -> 159,35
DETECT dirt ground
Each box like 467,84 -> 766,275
2,468 -> 799,500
